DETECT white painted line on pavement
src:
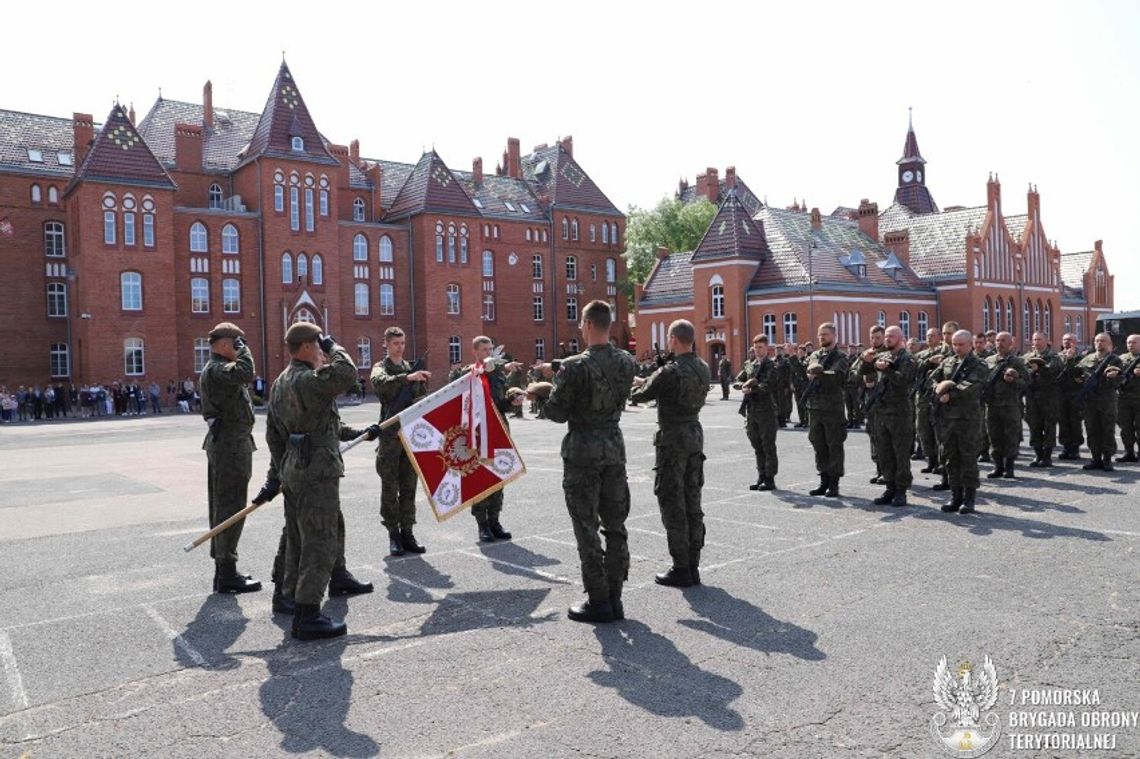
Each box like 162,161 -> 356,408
528,534 -> 651,561
0,631 -> 30,712
457,549 -> 576,585
143,605 -> 210,669
627,525 -> 766,556
703,514 -> 809,535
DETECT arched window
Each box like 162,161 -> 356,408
294,308 -> 316,324
983,297 -> 992,333
532,255 -> 544,279
191,277 -> 209,313
142,196 -> 155,247
274,171 -> 285,213
354,283 -> 369,316
208,184 -> 223,209
48,186 -> 59,205
992,298 -> 1000,334
47,282 -> 67,317
289,175 -> 300,231
435,221 -> 445,262
1022,300 -> 1030,338
1044,301 -> 1052,338
602,223 -> 609,244
1005,299 -> 1013,334
482,250 -> 494,278
357,337 -> 372,367
783,312 -> 798,342
446,284 -> 460,314
566,255 -> 577,280
605,258 -> 617,283
189,221 -> 208,252
123,338 -> 145,376
1034,299 -> 1043,333
561,217 -> 569,240
918,311 -> 929,337
899,310 -> 911,338
1075,316 -> 1084,342
193,338 -> 211,373
31,184 -> 42,204
222,224 -> 239,254
762,313 -> 777,342
304,187 -> 314,232
122,195 -> 136,246
525,228 -> 532,242
281,252 -> 293,284
379,284 -> 395,315
1064,314 -> 1072,335
296,253 -> 308,281
291,136 -> 304,152
876,310 -> 887,328
711,285 -> 725,319
319,176 -> 329,217
222,278 -> 240,313
353,233 -> 368,261
447,223 -> 457,263
571,218 -> 579,241
460,225 -> 469,263
44,222 -> 65,257
305,254 -> 320,285
379,235 -> 393,262
120,272 -> 142,311
611,223 -> 619,245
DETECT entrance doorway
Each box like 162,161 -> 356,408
709,342 -> 726,380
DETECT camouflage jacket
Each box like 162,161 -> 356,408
265,345 -> 358,486
544,343 -> 637,465
982,352 -> 1029,408
1119,352 -> 1140,400
802,347 -> 850,411
371,357 -> 428,437
1076,351 -> 1123,407
912,343 -> 949,398
717,357 -> 732,383
1023,348 -> 1063,398
787,354 -> 808,388
632,352 -> 709,452
858,347 -> 918,415
1057,349 -> 1088,396
929,352 -> 989,421
199,345 -> 256,454
735,357 -> 779,418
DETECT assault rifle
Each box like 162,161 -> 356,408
1115,353 -> 1140,392
737,359 -> 765,417
380,349 -> 430,425
863,354 -> 895,414
1075,352 -> 1116,409
798,348 -> 843,407
981,353 -> 1016,403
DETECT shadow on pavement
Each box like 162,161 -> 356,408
384,555 -> 454,604
174,593 -> 248,670
478,540 -> 564,580
589,620 -> 744,731
878,503 -> 1113,541
679,586 -> 826,661
417,588 -> 555,637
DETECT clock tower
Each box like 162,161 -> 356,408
893,109 -> 938,214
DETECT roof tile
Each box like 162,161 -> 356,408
72,104 -> 175,190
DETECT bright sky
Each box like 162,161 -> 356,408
6,1 -> 1138,309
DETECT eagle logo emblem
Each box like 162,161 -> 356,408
930,655 -> 1001,757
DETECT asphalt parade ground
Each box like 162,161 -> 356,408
0,391 -> 1137,758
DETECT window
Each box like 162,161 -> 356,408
712,285 -> 725,319
571,219 -> 579,241
566,256 -> 577,280
983,297 -> 992,333
191,277 -> 209,313
568,339 -> 580,353
447,225 -> 457,263
297,253 -> 308,281
533,295 -> 544,321
435,222 -> 444,262
353,198 -> 365,222
123,338 -> 145,376
493,225 -> 500,239
295,308 -> 316,324
589,224 -> 596,243
446,284 -> 460,314
1005,299 -> 1013,334
189,221 -> 207,252
50,343 -> 69,378
611,223 -> 619,245
605,258 -> 616,283
48,187 -> 59,205
47,282 -> 67,317
482,250 -> 494,277
562,217 -> 569,240
379,235 -> 393,262
1033,300 -> 1042,333
460,233 -> 468,264
358,337 -> 372,367
591,263 -> 597,281
290,187 -> 300,231
208,184 -> 223,209
601,223 -> 609,244
1022,300 -> 1030,338
483,293 -> 495,321
121,272 -> 142,311
1044,302 -> 1052,338
57,153 -> 73,166
917,311 -> 929,337
354,283 -> 370,316
353,234 -> 368,261
193,338 -> 210,373
311,254 -> 323,285
143,203 -> 155,247
1064,315 -> 1072,335
319,189 -> 329,217
783,312 -> 798,343
448,336 -> 462,366
274,184 -> 284,213
27,149 -> 43,163
532,255 -> 543,279
31,184 -> 42,203
992,299 -> 1000,333
44,222 -> 65,257
380,284 -> 395,315
526,229 -> 532,242
291,136 -> 304,152
223,278 -> 240,313
567,297 -> 578,322
281,252 -> 293,284
876,310 -> 887,328
899,311 -> 911,338
104,211 -> 116,244
535,338 -> 546,360
122,212 -> 135,246
763,313 -> 777,342
221,224 -> 239,254
304,188 -> 314,232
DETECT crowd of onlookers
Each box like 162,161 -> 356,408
0,378 -> 210,423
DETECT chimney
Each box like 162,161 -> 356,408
367,162 -> 383,219
560,135 -> 573,157
349,139 -> 360,164
506,137 -> 521,179
705,167 -> 719,202
533,143 -> 548,152
1027,183 -> 1040,218
857,198 -> 879,241
174,122 -> 203,172
725,166 -> 737,190
473,157 -> 483,185
128,103 -> 136,125
203,80 -> 213,130
656,245 -> 670,260
328,144 -> 350,186
810,207 -> 822,231
986,172 -> 1001,211
884,230 -> 911,266
73,112 -> 94,165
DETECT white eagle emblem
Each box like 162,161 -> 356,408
930,655 -> 1002,757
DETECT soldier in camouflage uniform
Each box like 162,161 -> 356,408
543,300 -> 638,624
844,344 -> 865,430
449,337 -> 526,543
931,330 -> 990,514
718,355 -> 732,401
853,326 -> 887,484
973,333 -> 997,463
912,327 -> 944,468
736,335 -> 780,491
982,332 -> 1028,479
804,323 -> 851,498
1056,333 -> 1087,460
199,322 -> 261,594
266,324 -> 370,640
1023,331 -> 1063,468
1077,332 -> 1124,471
1115,334 -> 1140,463
774,344 -> 793,427
370,326 -> 430,556
631,320 -> 710,588
789,344 -> 809,427
859,326 -> 917,507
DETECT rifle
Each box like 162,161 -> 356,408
1075,352 -> 1115,409
931,352 -> 971,420
981,353 -> 1015,403
1118,353 -> 1140,392
863,354 -> 895,414
380,349 -> 430,424
737,358 -> 766,417
798,348 -> 843,407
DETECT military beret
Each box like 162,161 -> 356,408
285,323 -> 322,344
208,322 -> 245,341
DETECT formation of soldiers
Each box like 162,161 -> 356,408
195,311 -> 1139,639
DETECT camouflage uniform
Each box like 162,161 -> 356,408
929,353 -> 988,490
631,352 -> 710,570
449,364 -> 516,521
1023,347 -> 1063,460
265,345 -> 359,606
850,353 -> 880,472
736,356 -> 780,483
199,343 -> 255,566
717,356 -> 732,400
543,343 -> 637,603
370,357 -> 427,529
913,344 -> 949,468
506,364 -> 527,418
974,347 -> 996,460
774,354 -> 793,425
982,351 -> 1028,466
1057,349 -> 1087,456
1077,351 -> 1124,463
1117,352 -> 1140,458
858,347 -> 918,491
804,346 -> 850,483
788,354 -> 809,425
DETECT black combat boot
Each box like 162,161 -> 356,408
931,472 -> 950,491
891,489 -> 908,508
609,587 -> 625,620
869,470 -> 884,485
1039,448 -> 1053,468
958,488 -> 977,514
1102,457 -> 1115,473
401,527 -> 426,554
872,485 -> 896,506
921,456 -> 938,474
1066,446 -> 1083,460
1116,449 -> 1138,463
941,487 -> 964,513
824,476 -> 841,498
1082,455 -> 1103,471
654,566 -> 694,588
689,552 -> 701,586
1002,458 -> 1016,479
328,568 -> 373,597
978,450 -> 992,463
567,597 -> 615,624
808,475 -> 829,496
477,518 -> 496,543
388,529 -> 405,557
986,459 -> 1005,479
215,562 -> 262,594
291,603 -> 347,641
272,585 -> 296,615
749,478 -> 763,491
1028,447 -> 1044,468
488,518 -> 512,540
911,448 -> 925,461
1057,446 -> 1075,460
758,476 -> 776,491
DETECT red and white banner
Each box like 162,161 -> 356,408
396,367 -> 526,521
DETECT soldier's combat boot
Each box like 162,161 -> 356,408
872,485 -> 896,506
1029,447 -> 1044,468
654,566 -> 695,588
891,489 -> 908,508
911,448 -> 925,461
1102,457 -> 1115,473
401,527 -> 426,554
488,518 -> 512,540
869,470 -> 884,485
1116,449 -> 1138,463
477,518 -> 496,543
328,568 -> 373,597
609,588 -> 625,620
986,459 -> 1005,479
567,597 -> 615,624
215,562 -> 262,594
1058,447 -> 1074,460
388,529 -> 405,557
808,475 -> 829,496
291,603 -> 347,641
758,476 -> 776,491
1082,455 -> 1103,471
689,553 -> 701,586
1002,458 -> 1016,479
958,488 -> 977,514
1040,449 -> 1053,468
921,456 -> 938,474
824,476 -> 841,498
941,487 -> 964,513
1066,446 -> 1083,460
749,478 -> 763,491
978,450 -> 992,463
272,585 -> 295,615
931,472 -> 950,491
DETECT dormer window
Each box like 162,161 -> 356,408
291,136 -> 304,152
27,149 -> 43,163
877,252 -> 905,282
841,249 -> 868,279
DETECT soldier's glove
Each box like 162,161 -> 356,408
252,478 -> 281,505
232,336 -> 246,351
365,424 -> 382,441
318,333 -> 336,353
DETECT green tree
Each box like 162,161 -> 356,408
622,196 -> 717,288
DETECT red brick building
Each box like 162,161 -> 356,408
0,62 -> 627,389
635,118 -> 1114,377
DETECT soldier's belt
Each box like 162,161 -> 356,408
287,433 -> 312,469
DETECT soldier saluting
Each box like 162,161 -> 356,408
804,323 -> 850,498
737,335 -> 780,492
1077,332 -> 1124,472
931,329 -> 990,514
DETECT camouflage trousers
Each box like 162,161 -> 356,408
793,385 -> 808,424
471,487 -> 504,521
745,413 -> 779,479
808,407 -> 847,478
1118,396 -> 1140,453
377,436 -> 418,528
1059,392 -> 1084,449
872,410 -> 914,490
1026,393 -> 1059,451
206,448 -> 252,565
278,478 -> 343,605
272,505 -> 346,589
916,397 -> 937,459
845,387 -> 863,425
777,388 -> 793,422
654,447 -> 705,569
985,404 -> 1022,460
563,461 -> 630,602
1083,400 -> 1118,458
940,418 -> 982,489
720,377 -> 730,400
866,408 -> 880,465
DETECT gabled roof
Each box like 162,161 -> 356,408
137,98 -> 260,171
0,109 -> 77,177
692,191 -> 770,262
640,251 -> 694,307
1060,250 -> 1094,292
878,202 -> 986,280
1003,213 -> 1029,243
679,177 -> 764,216
455,172 -> 546,220
385,150 -> 478,219
242,62 -> 337,167
71,104 -> 175,191
521,144 -> 620,215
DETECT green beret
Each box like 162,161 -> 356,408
208,322 -> 245,341
285,322 -> 322,344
